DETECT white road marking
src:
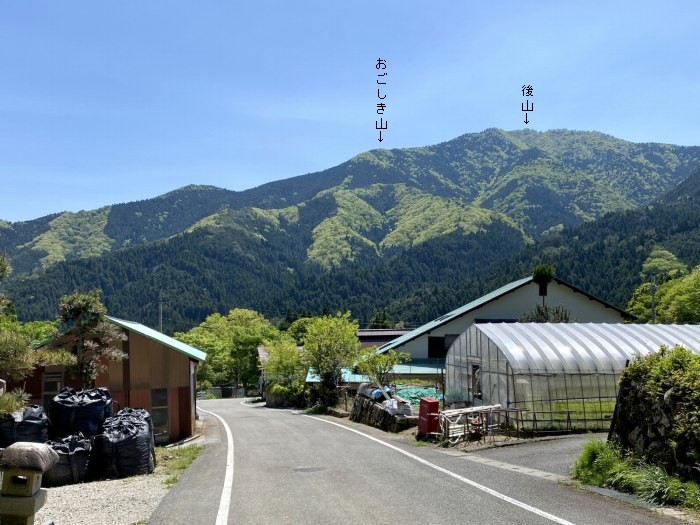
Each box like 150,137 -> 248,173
199,408 -> 234,525
307,416 -> 576,525
460,454 -> 567,482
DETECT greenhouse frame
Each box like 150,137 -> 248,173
445,323 -> 700,432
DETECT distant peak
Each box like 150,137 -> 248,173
168,184 -> 224,193
159,184 -> 230,199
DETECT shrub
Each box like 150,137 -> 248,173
617,345 -> 700,480
0,388 -> 30,417
266,382 -> 306,408
306,403 -> 327,415
636,464 -> 684,506
571,438 -> 638,492
573,439 -> 616,486
266,383 -> 290,397
572,437 -> 700,510
681,481 -> 700,509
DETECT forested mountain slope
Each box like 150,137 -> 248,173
3,129 -> 700,332
386,169 -> 700,325
2,128 -> 699,275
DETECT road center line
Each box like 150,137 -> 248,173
199,408 -> 234,525
306,416 -> 576,525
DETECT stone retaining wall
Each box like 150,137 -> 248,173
350,396 -> 417,433
611,382 -> 697,480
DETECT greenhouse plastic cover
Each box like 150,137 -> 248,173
469,323 -> 700,374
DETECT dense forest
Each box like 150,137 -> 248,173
2,129 -> 700,333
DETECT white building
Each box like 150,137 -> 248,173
377,276 -> 633,363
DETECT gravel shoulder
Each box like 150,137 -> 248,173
33,416 -> 207,525
35,472 -> 170,525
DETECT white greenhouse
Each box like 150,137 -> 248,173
445,323 -> 700,432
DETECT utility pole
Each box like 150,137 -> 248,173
158,290 -> 167,333
650,276 -> 657,324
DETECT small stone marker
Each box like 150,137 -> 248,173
0,442 -> 59,525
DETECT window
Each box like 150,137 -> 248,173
151,388 -> 168,443
428,335 -> 458,359
43,371 -> 64,411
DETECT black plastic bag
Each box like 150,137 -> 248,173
42,433 -> 92,487
48,387 -> 112,438
91,409 -> 155,478
16,405 -> 49,443
116,407 -> 155,446
0,414 -> 17,448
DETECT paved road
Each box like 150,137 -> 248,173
151,399 -> 682,524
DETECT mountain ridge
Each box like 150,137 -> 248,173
3,128 -> 700,331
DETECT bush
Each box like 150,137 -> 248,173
681,481 -> 700,509
306,403 -> 327,415
0,388 -> 30,417
616,345 -> 700,480
572,437 -> 700,509
265,382 -> 306,408
636,464 -> 685,506
198,379 -> 213,392
572,438 -> 635,489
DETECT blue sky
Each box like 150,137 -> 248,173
1,1 -> 698,222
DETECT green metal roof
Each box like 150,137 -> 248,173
108,316 -> 207,362
305,361 -> 443,383
376,277 -> 533,354
375,276 -> 632,354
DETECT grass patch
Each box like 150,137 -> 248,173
155,445 -> 203,488
572,437 -> 700,508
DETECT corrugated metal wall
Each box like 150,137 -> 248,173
15,327 -> 198,443
128,332 -> 190,389
104,330 -> 195,441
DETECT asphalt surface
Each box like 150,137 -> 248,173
149,399 -> 686,525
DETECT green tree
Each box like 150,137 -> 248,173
0,256 -> 55,383
0,252 -> 8,280
0,254 -> 37,415
0,330 -> 35,382
641,247 -> 688,284
175,308 -> 278,390
304,312 -> 361,407
368,308 -> 394,329
628,265 -> 700,324
656,267 -> 700,324
532,264 -> 555,305
286,317 -> 314,346
627,284 -> 653,322
47,290 -> 127,389
175,313 -> 234,388
18,320 -> 58,343
355,348 -> 410,390
263,335 -> 305,388
519,304 -> 572,322
0,251 -> 13,320
228,309 -> 278,390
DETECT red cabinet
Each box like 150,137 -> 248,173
418,397 -> 440,436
